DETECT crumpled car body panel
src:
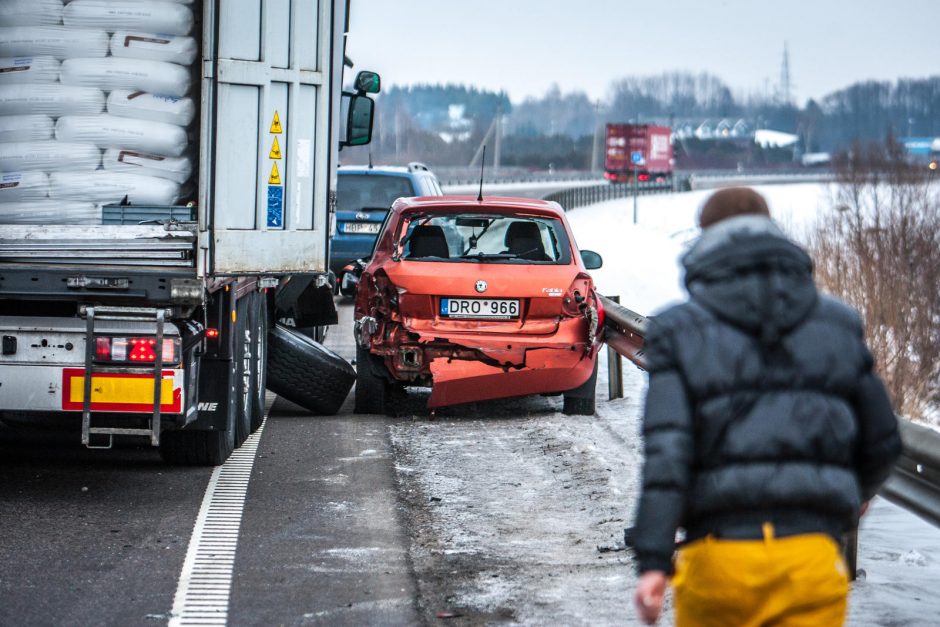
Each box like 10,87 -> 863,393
354,196 -> 602,409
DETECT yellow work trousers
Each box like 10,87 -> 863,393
672,523 -> 849,627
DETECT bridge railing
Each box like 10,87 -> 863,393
599,294 -> 940,560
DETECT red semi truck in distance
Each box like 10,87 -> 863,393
604,124 -> 673,183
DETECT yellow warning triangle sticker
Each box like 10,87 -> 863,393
268,162 -> 281,185
269,136 -> 282,160
269,111 -> 282,134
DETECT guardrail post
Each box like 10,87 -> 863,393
606,295 -> 624,400
842,527 -> 858,581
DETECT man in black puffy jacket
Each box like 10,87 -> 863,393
632,187 -> 901,626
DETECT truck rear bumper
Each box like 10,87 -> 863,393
0,364 -> 184,414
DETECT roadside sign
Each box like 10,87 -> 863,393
631,151 -> 644,165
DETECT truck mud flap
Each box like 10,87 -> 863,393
274,275 -> 338,328
266,324 -> 354,415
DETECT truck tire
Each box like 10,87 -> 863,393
249,291 -> 269,432
159,424 -> 236,466
562,360 -> 597,416
160,355 -> 238,466
266,324 -> 354,415
354,344 -> 389,414
234,295 -> 253,446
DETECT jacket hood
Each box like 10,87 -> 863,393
681,215 -> 817,345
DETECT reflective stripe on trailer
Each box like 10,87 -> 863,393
62,368 -> 183,413
0,364 -> 184,413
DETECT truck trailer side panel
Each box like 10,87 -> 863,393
204,0 -> 343,276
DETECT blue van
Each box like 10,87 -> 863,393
330,163 -> 443,279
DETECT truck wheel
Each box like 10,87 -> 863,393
354,345 -> 389,414
562,360 -> 597,416
159,424 -> 236,466
160,358 -> 238,466
266,324 -> 354,414
234,295 -> 253,446
249,291 -> 269,432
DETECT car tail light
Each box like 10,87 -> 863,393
638,173 -> 650,182
94,336 -> 180,364
562,273 -> 595,318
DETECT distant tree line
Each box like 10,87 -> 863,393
341,73 -> 940,170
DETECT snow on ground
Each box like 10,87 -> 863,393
390,358 -> 655,625
387,183 -> 940,626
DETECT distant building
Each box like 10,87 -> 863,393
754,129 -> 799,149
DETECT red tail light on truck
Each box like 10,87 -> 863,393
94,337 -> 181,365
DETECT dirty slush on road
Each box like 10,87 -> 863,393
385,361 -> 666,625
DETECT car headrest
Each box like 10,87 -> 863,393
407,225 -> 450,259
504,221 -> 548,259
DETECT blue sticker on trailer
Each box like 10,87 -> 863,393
267,185 -> 283,227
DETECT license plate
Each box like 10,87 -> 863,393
342,222 -> 381,234
440,298 -> 520,319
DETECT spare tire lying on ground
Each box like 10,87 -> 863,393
266,324 -> 355,415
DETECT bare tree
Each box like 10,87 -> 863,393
810,140 -> 940,421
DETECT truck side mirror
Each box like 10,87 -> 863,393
354,70 -> 381,94
343,94 -> 374,147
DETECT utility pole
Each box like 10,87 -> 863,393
494,105 -> 502,177
779,42 -> 792,105
394,103 -> 401,161
591,100 -> 601,175
632,164 -> 638,224
469,116 -> 497,168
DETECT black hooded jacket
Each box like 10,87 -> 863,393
633,216 -> 902,575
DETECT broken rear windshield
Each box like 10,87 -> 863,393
399,213 -> 571,264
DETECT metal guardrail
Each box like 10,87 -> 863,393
436,167 -> 835,190
435,167 -> 836,186
881,420 -> 940,527
599,294 -> 940,531
543,181 -> 681,211
599,295 -> 647,375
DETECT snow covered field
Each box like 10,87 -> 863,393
388,183 -> 940,625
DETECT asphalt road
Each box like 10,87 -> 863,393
0,300 -> 420,627
0,425 -> 204,625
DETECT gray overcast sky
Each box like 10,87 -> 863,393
347,0 -> 940,104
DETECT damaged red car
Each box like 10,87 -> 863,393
352,196 -> 604,415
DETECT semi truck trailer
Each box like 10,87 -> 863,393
0,0 -> 378,465
603,123 -> 673,184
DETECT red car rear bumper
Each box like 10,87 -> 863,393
426,345 -> 597,408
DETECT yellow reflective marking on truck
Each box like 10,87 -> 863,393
269,136 -> 282,159
270,111 -> 282,134
67,374 -> 175,405
269,162 -> 281,185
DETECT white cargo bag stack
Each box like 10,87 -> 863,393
0,0 -> 197,224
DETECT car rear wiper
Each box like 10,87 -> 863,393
458,252 -> 520,262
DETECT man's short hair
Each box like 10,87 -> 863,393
698,187 -> 771,229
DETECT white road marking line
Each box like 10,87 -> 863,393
169,419 -> 266,627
